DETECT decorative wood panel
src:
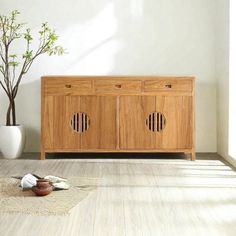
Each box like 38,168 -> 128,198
145,112 -> 166,132
43,96 -> 54,149
119,96 -> 156,149
80,96 -> 117,149
155,96 -> 193,149
70,112 -> 90,133
44,79 -> 92,96
94,80 -> 142,94
144,79 -> 192,92
52,96 -> 81,150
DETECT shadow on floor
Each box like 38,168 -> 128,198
1,152 -> 223,162
46,152 -> 189,160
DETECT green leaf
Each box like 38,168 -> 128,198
24,29 -> 33,42
23,50 -> 33,59
9,54 -> 17,59
47,45 -> 65,56
49,33 -> 58,42
11,10 -> 20,19
9,61 -> 19,66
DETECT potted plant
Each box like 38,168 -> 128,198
0,10 -> 65,159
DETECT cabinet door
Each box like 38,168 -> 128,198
80,96 -> 117,149
119,96 -> 157,149
156,96 -> 193,149
119,96 -> 192,150
44,96 -> 117,150
44,96 -> 82,150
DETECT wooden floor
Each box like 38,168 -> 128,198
0,153 -> 236,236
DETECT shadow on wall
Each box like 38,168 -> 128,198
17,79 -> 41,152
1,0 -> 110,26
0,0 -> 217,153
63,1 -> 215,75
0,79 -> 41,152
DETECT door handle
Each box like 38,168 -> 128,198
115,84 -> 122,89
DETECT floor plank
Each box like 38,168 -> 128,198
0,153 -> 236,236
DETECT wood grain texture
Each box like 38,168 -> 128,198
0,153 -> 236,236
43,148 -> 193,153
156,96 -> 193,149
43,96 -> 54,149
41,76 -> 195,160
44,79 -> 92,96
192,77 -> 196,161
143,78 -> 193,92
119,96 -> 156,149
41,78 -> 45,160
94,79 -> 142,94
53,96 -> 82,150
80,96 -> 117,149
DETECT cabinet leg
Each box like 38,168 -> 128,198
40,151 -> 45,160
191,151 -> 196,161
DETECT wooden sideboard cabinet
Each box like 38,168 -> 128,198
41,76 -> 195,160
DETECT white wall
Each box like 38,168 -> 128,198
216,0 -> 236,166
216,0 -> 229,159
229,0 -> 236,160
0,0 -> 217,152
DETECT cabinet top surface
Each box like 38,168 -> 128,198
41,75 -> 195,81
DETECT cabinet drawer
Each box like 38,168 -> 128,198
94,80 -> 142,94
44,79 -> 92,95
143,79 -> 193,92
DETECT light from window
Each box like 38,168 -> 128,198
229,0 -> 236,158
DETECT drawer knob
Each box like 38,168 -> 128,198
65,84 -> 72,88
165,84 -> 172,88
115,84 -> 122,89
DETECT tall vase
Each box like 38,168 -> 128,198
0,125 -> 25,159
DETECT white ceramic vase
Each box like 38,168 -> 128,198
0,125 -> 25,159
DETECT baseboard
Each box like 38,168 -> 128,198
222,154 -> 236,169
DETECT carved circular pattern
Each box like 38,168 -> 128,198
145,112 -> 166,132
71,112 -> 90,133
